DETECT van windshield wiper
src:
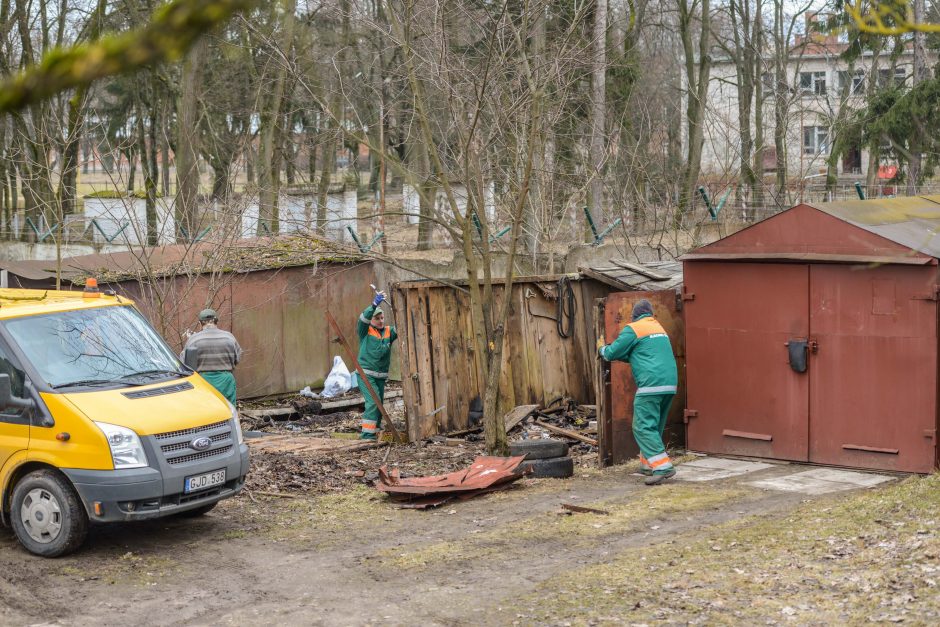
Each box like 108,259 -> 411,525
51,378 -> 145,389
118,369 -> 190,381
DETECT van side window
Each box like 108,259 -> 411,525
0,343 -> 28,423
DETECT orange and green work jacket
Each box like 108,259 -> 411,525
598,313 -> 678,395
357,304 -> 398,378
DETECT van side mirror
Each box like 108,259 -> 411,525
0,374 -> 36,411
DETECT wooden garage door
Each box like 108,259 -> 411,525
684,262 -> 810,461
809,264 -> 938,473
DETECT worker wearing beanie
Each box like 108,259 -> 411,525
357,291 -> 398,440
181,308 -> 242,404
597,299 -> 678,485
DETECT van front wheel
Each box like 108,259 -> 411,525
11,470 -> 88,558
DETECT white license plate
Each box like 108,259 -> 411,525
184,469 -> 226,494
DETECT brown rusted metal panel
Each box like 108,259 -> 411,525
684,262 -> 810,461
809,264 -> 938,473
108,262 -> 376,399
376,455 -> 527,496
603,290 -> 686,465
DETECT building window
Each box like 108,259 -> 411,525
878,67 -> 907,88
803,126 -> 829,155
837,70 -> 865,95
800,71 -> 827,95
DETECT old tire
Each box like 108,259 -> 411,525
11,470 -> 88,558
510,439 -> 569,460
517,456 -> 575,479
175,502 -> 218,518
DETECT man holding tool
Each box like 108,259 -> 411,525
597,299 -> 678,485
357,289 -> 397,440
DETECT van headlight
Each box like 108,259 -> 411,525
228,402 -> 244,445
95,422 -> 148,469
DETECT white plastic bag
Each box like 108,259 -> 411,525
299,386 -> 320,399
321,355 -> 352,398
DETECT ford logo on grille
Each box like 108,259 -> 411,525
191,436 -> 212,451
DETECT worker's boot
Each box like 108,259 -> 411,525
636,466 -> 653,476
644,467 -> 676,486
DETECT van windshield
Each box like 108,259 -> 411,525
3,305 -> 186,390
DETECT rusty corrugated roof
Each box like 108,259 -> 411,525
807,195 -> 940,258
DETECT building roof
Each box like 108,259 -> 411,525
579,260 -> 683,292
0,237 -> 363,286
807,195 -> 940,258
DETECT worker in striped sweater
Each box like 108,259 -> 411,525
597,299 -> 678,485
357,291 -> 397,440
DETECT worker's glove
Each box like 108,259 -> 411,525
596,336 -> 605,352
372,290 -> 386,307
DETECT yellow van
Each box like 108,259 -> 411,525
0,287 -> 249,557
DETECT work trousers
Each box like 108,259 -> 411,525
359,375 -> 387,440
633,393 -> 675,475
201,370 -> 237,405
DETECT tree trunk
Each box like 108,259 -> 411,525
177,35 -> 208,240
588,0 -> 607,227
257,0 -> 296,236
908,0 -> 927,195
751,0 -> 765,216
675,0 -> 711,225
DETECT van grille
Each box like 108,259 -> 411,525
152,420 -> 234,466
166,445 -> 233,465
123,381 -> 193,399
154,420 -> 229,441
160,432 -> 231,454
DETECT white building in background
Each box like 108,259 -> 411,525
702,23 -> 934,186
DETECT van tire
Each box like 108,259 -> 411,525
509,439 -> 569,460
11,470 -> 88,558
175,502 -> 218,518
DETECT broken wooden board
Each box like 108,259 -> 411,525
533,419 -> 598,446
241,390 -> 404,419
246,435 -> 383,455
503,404 -> 540,431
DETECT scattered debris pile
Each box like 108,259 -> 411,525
244,437 -> 486,495
238,385 -> 404,437
376,455 -> 530,509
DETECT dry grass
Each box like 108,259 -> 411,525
512,474 -> 940,625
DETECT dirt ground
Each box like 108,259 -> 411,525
2,447 -> 939,626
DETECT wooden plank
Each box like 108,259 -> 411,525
428,288 -> 451,435
240,390 -> 405,419
610,259 -> 673,281
518,285 -> 544,405
393,287 -> 420,437
412,288 -> 437,440
595,298 -> 613,467
533,419 -> 598,446
578,266 -> 633,291
503,404 -> 539,431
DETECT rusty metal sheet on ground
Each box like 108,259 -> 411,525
376,455 -> 528,498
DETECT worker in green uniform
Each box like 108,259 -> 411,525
357,290 -> 397,440
597,299 -> 678,485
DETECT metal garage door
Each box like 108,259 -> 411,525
684,262 -> 810,461
809,264 -> 938,472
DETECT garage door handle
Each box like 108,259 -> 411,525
785,339 -> 808,373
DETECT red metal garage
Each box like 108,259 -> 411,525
681,196 -> 940,473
